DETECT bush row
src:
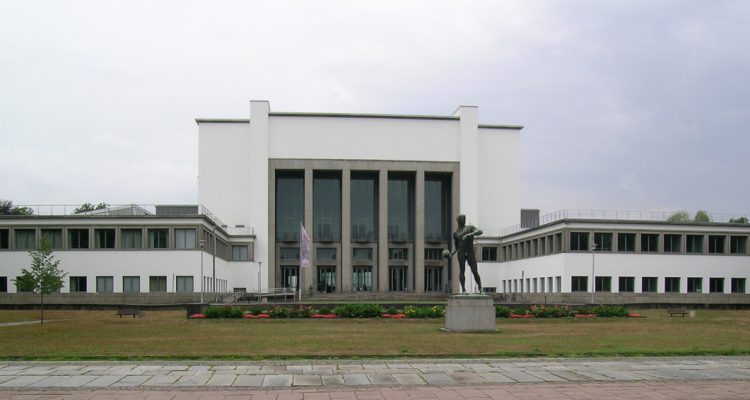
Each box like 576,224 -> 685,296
199,304 -> 444,319
495,305 -> 630,318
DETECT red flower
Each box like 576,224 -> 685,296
190,313 -> 206,319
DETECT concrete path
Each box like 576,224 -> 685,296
0,357 -> 748,390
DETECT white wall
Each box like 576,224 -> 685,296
477,128 -> 521,231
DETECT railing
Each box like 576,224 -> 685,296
5,203 -> 242,233
498,209 -> 750,237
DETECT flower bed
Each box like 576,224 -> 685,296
190,304 -> 445,319
495,305 -> 637,319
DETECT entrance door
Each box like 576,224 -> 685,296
353,266 -> 372,291
317,266 -> 336,293
281,266 -> 299,290
389,266 -> 407,292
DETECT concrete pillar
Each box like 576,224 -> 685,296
341,168 -> 352,292
415,169 -> 425,293
453,105 -> 479,225
378,168 -> 389,292
451,170 -> 460,294
304,168 -> 314,295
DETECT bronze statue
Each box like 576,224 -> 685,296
447,214 -> 483,294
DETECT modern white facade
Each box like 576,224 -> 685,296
1,100 -> 748,304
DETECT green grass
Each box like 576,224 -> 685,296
1,309 -> 749,360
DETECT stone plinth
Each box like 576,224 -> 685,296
444,294 -> 495,332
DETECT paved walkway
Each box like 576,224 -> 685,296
0,357 -> 748,390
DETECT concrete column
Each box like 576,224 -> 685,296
453,105 -> 479,225
304,168 -> 314,295
341,168 -> 352,292
415,169 -> 425,293
378,168 -> 389,292
450,169 -> 460,294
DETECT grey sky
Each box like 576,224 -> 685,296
1,1 -> 748,220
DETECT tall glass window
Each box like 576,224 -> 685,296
175,228 -> 196,249
313,171 -> 341,242
15,229 -> 36,250
618,233 -> 636,252
353,266 -> 372,291
94,229 -> 116,249
351,172 -> 378,241
388,173 -> 414,242
123,276 -> 140,293
424,173 -> 451,242
276,171 -> 304,241
0,229 -> 9,249
148,229 -> 169,249
593,232 -> 612,251
569,232 -> 589,251
68,229 -> 89,249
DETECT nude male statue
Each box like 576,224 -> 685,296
447,214 -> 483,294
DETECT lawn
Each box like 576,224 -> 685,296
0,309 -> 748,360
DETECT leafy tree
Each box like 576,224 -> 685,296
74,202 -> 109,214
12,240 -> 67,324
729,217 -> 749,224
0,200 -> 34,216
666,210 -> 690,223
694,210 -> 712,223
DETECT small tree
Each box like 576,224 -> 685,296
12,240 -> 67,324
694,210 -> 712,223
729,217 -> 749,224
74,202 -> 109,214
0,200 -> 34,216
667,210 -> 690,223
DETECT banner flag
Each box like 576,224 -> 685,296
300,222 -> 311,268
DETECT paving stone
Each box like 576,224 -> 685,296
447,372 -> 486,384
393,373 -> 425,385
477,372 -> 515,383
0,375 -> 49,387
367,374 -> 398,385
421,373 -> 456,385
174,373 -> 212,386
524,370 -> 567,382
29,375 -> 72,387
144,374 -> 181,386
550,371 -> 596,381
110,375 -> 150,387
0,376 -> 17,385
321,375 -> 345,386
292,374 -> 322,386
233,375 -> 264,386
263,374 -> 293,387
55,375 -> 98,387
83,375 -> 127,387
501,371 -> 545,383
206,374 -> 237,386
342,374 -> 370,386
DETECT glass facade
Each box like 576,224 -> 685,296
424,173 -> 451,242
313,171 -> 341,241
41,229 -> 63,249
388,173 -> 414,242
276,171 -> 304,242
351,172 -> 378,242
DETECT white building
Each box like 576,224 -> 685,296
1,100 -> 748,304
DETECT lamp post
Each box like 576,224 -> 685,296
199,239 -> 205,304
212,225 -> 217,302
591,242 -> 598,304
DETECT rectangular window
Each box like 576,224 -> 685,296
389,266 -> 407,291
0,276 -> 7,292
175,276 -> 194,292
351,172 -> 378,242
15,229 -> 36,250
279,247 -> 300,260
352,247 -> 373,261
231,245 -> 248,261
96,276 -> 114,293
571,276 -> 588,292
40,229 -> 63,249
313,171 -> 342,242
68,229 -> 89,249
617,233 -> 636,252
70,276 -> 87,292
642,277 -> 658,292
424,267 -> 443,292
276,171 -> 304,242
556,276 -> 561,293
687,277 -> 702,293
731,278 -> 746,293
389,248 -> 408,260
664,234 -> 682,253
316,247 -> 337,260
352,266 -> 372,292
317,266 -> 336,293
665,277 -> 680,293
593,233 -> 612,251
281,266 -> 299,290
730,236 -> 747,254
148,229 -> 169,249
595,276 -> 612,292
709,278 -> 724,293
123,276 -> 140,293
619,277 -> 635,292
641,234 -> 659,253
570,232 -> 589,251
0,229 -> 9,249
481,246 -> 498,261
149,276 -> 167,292
121,229 -> 143,249
387,173 -> 415,242
94,229 -> 116,249
424,248 -> 443,261
175,228 -> 196,249
708,235 -> 725,254
687,235 -> 703,253
424,173 -> 451,242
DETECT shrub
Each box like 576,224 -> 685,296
204,305 -> 244,318
317,306 -> 331,315
386,306 -> 398,315
403,305 -> 444,318
511,308 -> 528,316
495,306 -> 511,318
268,306 -> 292,318
246,306 -> 265,315
290,306 -> 314,318
333,304 -> 384,318
591,305 -> 629,317
529,305 -> 574,318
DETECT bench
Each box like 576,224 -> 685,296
117,309 -> 142,318
667,308 -> 688,317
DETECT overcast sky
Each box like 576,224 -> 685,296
1,1 -> 748,222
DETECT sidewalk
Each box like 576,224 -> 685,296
0,357 -> 748,389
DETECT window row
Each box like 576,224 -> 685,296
0,228 -> 251,261
277,264 -> 448,293
278,246 -> 448,262
569,276 -> 747,294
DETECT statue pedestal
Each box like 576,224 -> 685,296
444,294 -> 495,332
